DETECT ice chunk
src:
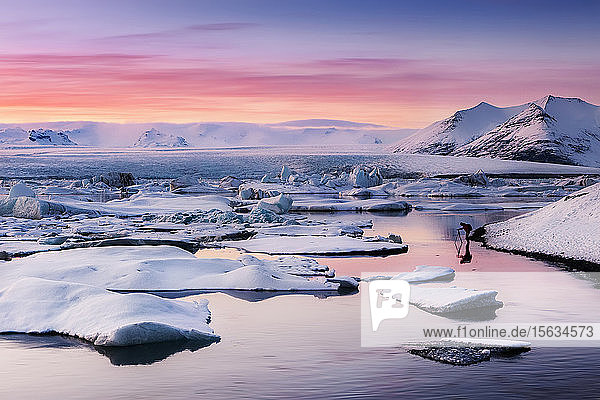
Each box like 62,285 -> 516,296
9,182 -> 36,198
350,166 -> 383,187
453,169 -> 490,186
256,194 -> 293,214
0,277 -> 217,346
410,286 -> 503,314
280,166 -> 292,181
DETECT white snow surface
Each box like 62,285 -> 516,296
484,182 -> 600,263
0,277 -> 217,346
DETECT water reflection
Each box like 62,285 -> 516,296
0,333 -> 219,366
95,338 -> 219,366
149,289 -> 356,302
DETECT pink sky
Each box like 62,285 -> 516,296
1,1 -> 599,127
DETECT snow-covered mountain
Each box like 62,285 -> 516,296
393,95 -> 600,167
133,128 -> 188,148
0,120 -> 414,148
28,129 -> 77,145
392,102 -> 528,154
0,128 -> 77,146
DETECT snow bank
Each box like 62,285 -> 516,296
484,183 -> 600,264
0,277 -> 217,346
410,286 -> 503,314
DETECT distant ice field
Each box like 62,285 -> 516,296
1,145 -> 599,180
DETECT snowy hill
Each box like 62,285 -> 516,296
0,120 -> 414,148
393,95 -> 600,167
133,128 -> 188,148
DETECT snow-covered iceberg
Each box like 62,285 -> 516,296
0,277 -> 217,346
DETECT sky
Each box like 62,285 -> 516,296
1,0 -> 599,127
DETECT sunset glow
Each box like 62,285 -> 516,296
1,0 -> 599,127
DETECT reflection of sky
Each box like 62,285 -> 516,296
1,0 -> 599,125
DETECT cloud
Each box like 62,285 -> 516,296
95,22 -> 259,43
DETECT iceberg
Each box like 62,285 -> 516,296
0,277 -> 218,346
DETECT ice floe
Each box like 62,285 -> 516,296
0,277 -> 217,346
0,246 -> 338,291
220,235 -> 408,256
409,286 -> 503,314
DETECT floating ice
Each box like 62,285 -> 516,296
0,277 -> 217,346
220,235 -> 408,256
410,286 -> 503,314
0,245 -> 338,291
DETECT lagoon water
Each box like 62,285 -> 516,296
1,207 -> 599,399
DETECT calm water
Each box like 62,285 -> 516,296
1,208 -> 599,399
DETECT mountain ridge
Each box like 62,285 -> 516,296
393,95 -> 600,167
